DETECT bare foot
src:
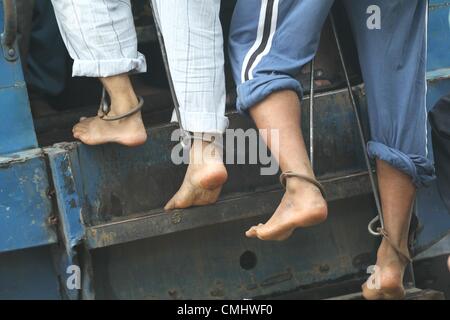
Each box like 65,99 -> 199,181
164,140 -> 228,210
246,177 -> 327,241
362,239 -> 409,300
72,111 -> 147,146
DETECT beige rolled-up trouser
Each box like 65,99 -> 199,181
50,0 -> 229,134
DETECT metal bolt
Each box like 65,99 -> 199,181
7,48 -> 15,57
319,264 -> 330,273
48,216 -> 58,225
171,212 -> 182,224
168,289 -> 178,299
47,188 -> 56,198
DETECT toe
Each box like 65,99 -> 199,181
73,128 -> 86,139
73,124 -> 87,132
77,133 -> 92,144
73,126 -> 87,138
73,122 -> 88,132
164,196 -> 177,211
245,225 -> 262,238
245,229 -> 256,238
75,117 -> 94,128
164,188 -> 193,211
361,281 -> 381,300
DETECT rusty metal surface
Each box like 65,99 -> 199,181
90,195 -> 379,299
43,84 -> 376,299
65,86 -> 369,228
327,288 -> 445,300
86,172 -> 372,249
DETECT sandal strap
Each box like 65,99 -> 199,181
378,227 -> 412,263
98,96 -> 144,121
279,171 -> 326,199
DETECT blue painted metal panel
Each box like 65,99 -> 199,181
415,79 -> 450,252
0,3 -> 37,155
0,149 -> 57,253
45,144 -> 85,253
414,1 -> 450,253
0,246 -> 61,299
59,88 -> 368,228
45,144 -> 89,300
428,1 -> 450,73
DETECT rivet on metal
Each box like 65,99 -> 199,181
171,212 -> 182,224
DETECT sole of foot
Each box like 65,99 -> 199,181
164,162 -> 228,211
362,241 -> 408,300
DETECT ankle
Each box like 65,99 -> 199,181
377,239 -> 409,262
189,139 -> 223,165
285,174 -> 319,194
110,93 -> 139,113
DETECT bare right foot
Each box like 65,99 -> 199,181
164,140 -> 228,210
362,239 -> 409,300
246,176 -> 328,241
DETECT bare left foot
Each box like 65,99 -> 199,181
72,110 -> 147,146
164,140 -> 228,210
362,239 -> 409,300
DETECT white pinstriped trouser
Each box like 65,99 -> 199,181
50,0 -> 229,133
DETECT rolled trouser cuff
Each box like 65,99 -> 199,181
72,52 -> 147,77
236,74 -> 303,114
170,110 -> 229,134
368,141 -> 435,188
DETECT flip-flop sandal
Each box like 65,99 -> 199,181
97,87 -> 144,121
279,171 -> 326,199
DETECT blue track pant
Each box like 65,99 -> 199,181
229,0 -> 434,187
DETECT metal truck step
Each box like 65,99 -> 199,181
86,171 -> 371,248
44,85 -> 374,253
326,288 -> 446,300
46,86 -> 370,227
